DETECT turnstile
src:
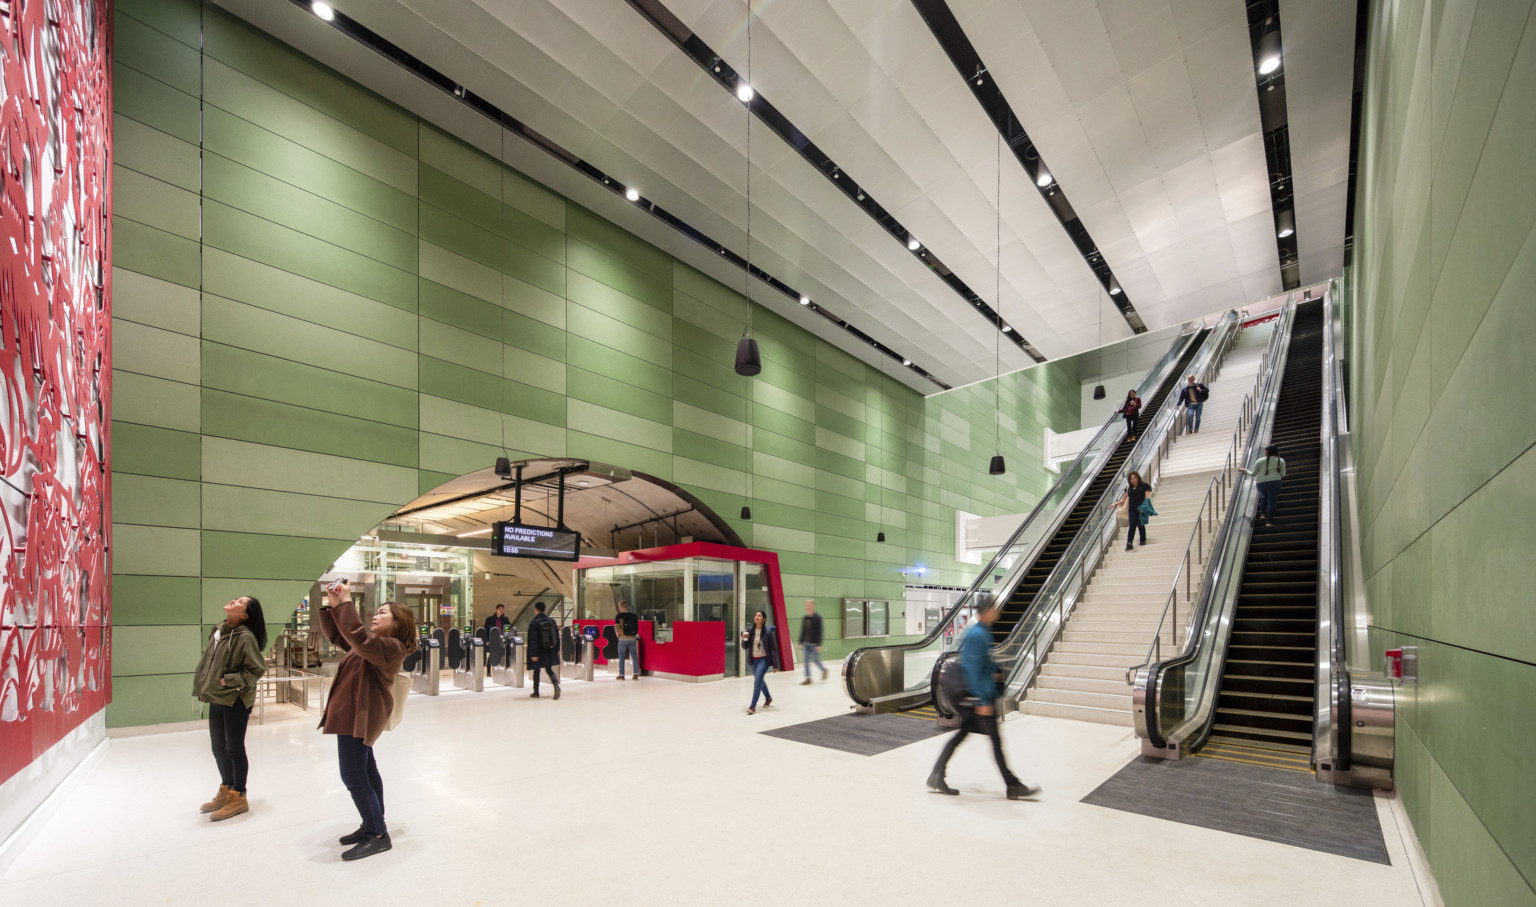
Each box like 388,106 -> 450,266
411,639 -> 442,696
561,631 -> 596,682
453,636 -> 486,692
491,630 -> 525,688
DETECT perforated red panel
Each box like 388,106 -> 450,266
0,0 -> 113,786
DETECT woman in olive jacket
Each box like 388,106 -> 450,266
193,595 -> 267,822
317,580 -> 415,861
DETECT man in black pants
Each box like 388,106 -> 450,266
927,602 -> 1038,800
526,602 -> 561,700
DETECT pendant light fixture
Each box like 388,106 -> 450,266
988,125 -> 1006,477
1092,285 -> 1107,400
733,1 -> 761,378
876,357 -> 887,543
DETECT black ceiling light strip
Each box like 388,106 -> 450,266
1341,0 -> 1370,268
624,0 -> 1046,363
1246,0 -> 1301,289
908,0 -> 1146,334
284,0 -> 951,389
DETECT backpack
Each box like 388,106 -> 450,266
939,657 -> 971,707
539,619 -> 559,653
1194,383 -> 1209,403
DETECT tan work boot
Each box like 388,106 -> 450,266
200,785 -> 232,814
209,791 -> 249,821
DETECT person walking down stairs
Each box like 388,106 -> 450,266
1115,472 -> 1154,551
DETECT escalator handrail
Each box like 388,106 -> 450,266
1317,285 -> 1350,770
932,311 -> 1242,716
1136,300 -> 1299,751
842,322 -> 1205,708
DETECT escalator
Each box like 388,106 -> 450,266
1207,300 -> 1323,754
991,329 -> 1211,641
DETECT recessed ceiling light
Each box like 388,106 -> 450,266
312,1 -> 335,21
799,295 -> 810,305
907,237 -> 920,251
1257,31 -> 1282,75
574,479 -> 591,486
1036,168 -> 1052,188
737,82 -> 754,102
1002,325 -> 1012,333
1277,209 -> 1295,238
625,187 -> 640,202
902,359 -> 912,366
1109,279 -> 1123,296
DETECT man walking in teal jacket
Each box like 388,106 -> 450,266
926,602 -> 1039,800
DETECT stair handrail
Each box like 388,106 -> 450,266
842,322 -> 1205,708
1132,300 -> 1299,753
1124,317 -> 1290,683
932,311 -> 1242,717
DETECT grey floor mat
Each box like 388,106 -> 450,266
760,712 -> 948,756
1082,755 -> 1389,864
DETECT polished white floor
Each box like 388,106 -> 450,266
1,667 -> 1439,905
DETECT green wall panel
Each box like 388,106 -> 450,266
1350,1 -> 1536,901
107,2 -> 1081,730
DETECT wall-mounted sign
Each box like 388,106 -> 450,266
491,522 -> 581,562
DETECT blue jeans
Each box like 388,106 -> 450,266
1257,480 -> 1282,521
337,735 -> 386,837
1185,401 -> 1204,431
802,643 -> 825,678
1126,508 -> 1146,546
750,656 -> 772,708
617,638 -> 640,676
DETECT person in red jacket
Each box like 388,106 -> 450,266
317,580 -> 416,861
1118,390 -> 1144,441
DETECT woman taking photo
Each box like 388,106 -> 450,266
740,610 -> 780,715
194,596 -> 267,821
317,580 -> 415,861
1115,471 -> 1154,551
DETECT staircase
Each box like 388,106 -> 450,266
1020,322 -> 1275,726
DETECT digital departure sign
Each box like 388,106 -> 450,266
490,522 -> 581,562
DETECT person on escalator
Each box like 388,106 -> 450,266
926,601 -> 1037,800
526,602 -> 562,700
1118,390 -> 1143,441
1242,444 -> 1287,527
1177,375 -> 1209,433
1116,471 -> 1153,551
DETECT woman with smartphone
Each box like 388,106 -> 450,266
740,610 -> 780,715
193,595 -> 267,821
317,580 -> 416,861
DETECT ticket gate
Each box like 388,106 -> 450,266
453,635 -> 485,692
490,629 -> 525,688
411,638 -> 442,696
561,625 -> 597,682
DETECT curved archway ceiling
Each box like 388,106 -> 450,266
226,0 -> 1355,387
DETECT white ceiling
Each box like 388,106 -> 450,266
218,0 -> 1354,390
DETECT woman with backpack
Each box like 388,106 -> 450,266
193,595 -> 267,822
1115,471 -> 1154,551
317,581 -> 416,861
1118,390 -> 1143,441
740,610 -> 780,715
1243,444 -> 1287,526
526,601 -> 562,700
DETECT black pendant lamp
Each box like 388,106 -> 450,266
741,505 -> 752,521
986,129 -> 1007,479
734,336 -> 761,376
1092,284 -> 1107,399
989,454 -> 1006,476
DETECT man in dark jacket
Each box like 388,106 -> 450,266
926,602 -> 1037,800
484,603 -> 512,634
1177,374 -> 1209,433
798,600 -> 826,685
526,602 -> 561,700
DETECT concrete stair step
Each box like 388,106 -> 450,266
1039,663 -> 1127,682
1054,641 -> 1145,656
1020,700 -> 1133,727
1063,629 -> 1174,645
1028,687 -> 1133,711
1033,675 -> 1132,696
1044,651 -> 1143,668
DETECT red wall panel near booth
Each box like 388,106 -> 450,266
0,0 -> 114,786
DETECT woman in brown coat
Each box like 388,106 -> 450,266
317,580 -> 415,861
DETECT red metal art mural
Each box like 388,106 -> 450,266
0,0 -> 113,786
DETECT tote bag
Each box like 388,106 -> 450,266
386,672 -> 412,732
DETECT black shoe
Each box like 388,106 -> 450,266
342,833 -> 392,861
530,691 -> 540,698
764,697 -> 772,708
1124,545 -> 1133,552
927,771 -> 958,795
338,825 -> 367,846
1006,782 -> 1039,800
553,684 -> 561,700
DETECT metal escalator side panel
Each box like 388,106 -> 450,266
842,325 -> 1209,711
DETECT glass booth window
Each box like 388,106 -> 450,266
842,599 -> 890,638
578,562 -> 686,626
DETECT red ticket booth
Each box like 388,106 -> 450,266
572,542 -> 793,681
